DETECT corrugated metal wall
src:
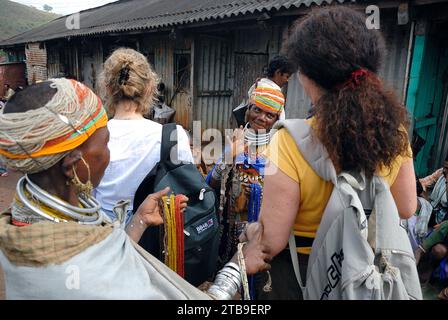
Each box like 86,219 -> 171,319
233,54 -> 268,101
140,26 -> 285,132
140,35 -> 193,129
232,27 -> 270,125
379,18 -> 411,102
152,38 -> 175,101
34,12 -> 411,133
34,15 -> 412,132
285,16 -> 411,119
194,25 -> 285,131
285,73 -> 312,119
195,35 -> 234,132
232,25 -> 285,114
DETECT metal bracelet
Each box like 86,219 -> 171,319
207,285 -> 236,300
220,262 -> 241,279
224,262 -> 240,272
218,267 -> 241,288
214,273 -> 239,291
206,285 -> 233,300
216,272 -> 240,290
209,273 -> 239,299
219,268 -> 240,281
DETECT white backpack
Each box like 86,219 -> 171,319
273,119 -> 422,300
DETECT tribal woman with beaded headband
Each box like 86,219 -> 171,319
0,78 -> 270,299
207,80 -> 285,298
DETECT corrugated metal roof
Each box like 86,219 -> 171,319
0,0 -> 350,46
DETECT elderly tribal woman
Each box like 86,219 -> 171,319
207,82 -> 285,297
0,79 -> 270,300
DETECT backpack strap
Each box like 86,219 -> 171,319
161,123 -> 179,165
288,234 -> 306,295
272,119 -> 372,296
272,119 -> 339,298
272,119 -> 337,184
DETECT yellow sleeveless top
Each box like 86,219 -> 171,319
266,119 -> 412,254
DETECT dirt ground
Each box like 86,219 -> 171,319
0,170 -> 22,300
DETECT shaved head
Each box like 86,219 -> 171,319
4,82 -> 56,114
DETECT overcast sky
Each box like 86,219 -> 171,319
12,0 -> 118,15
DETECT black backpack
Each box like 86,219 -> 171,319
133,123 -> 219,286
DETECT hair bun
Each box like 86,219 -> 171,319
101,48 -> 158,116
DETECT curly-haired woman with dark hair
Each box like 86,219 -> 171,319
254,6 -> 417,299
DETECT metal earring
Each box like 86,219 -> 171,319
70,156 -> 93,196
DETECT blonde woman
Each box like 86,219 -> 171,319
95,48 -> 193,226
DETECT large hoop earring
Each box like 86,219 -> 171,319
70,156 -> 93,196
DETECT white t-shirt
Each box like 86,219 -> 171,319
95,119 -> 194,212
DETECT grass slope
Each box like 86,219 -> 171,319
0,0 -> 60,41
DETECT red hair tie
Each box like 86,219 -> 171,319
335,69 -> 379,91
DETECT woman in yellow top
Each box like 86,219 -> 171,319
255,6 -> 417,299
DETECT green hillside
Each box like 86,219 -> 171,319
0,0 -> 60,41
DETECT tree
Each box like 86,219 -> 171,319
43,4 -> 53,12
